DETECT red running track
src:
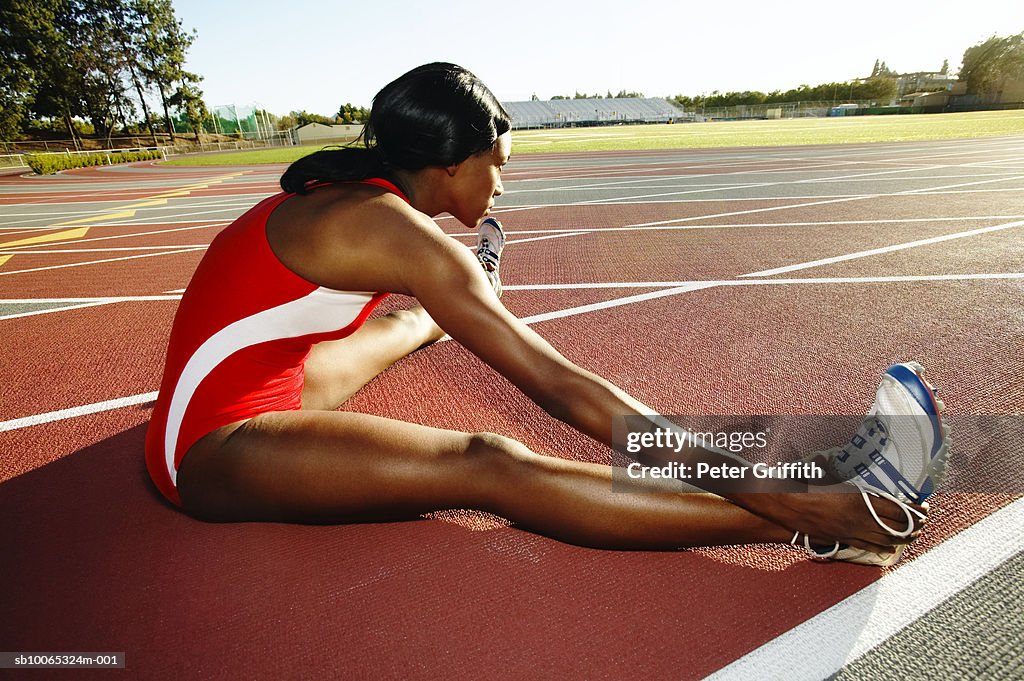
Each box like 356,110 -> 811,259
1,138 -> 1022,679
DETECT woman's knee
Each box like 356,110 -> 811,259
463,431 -> 539,480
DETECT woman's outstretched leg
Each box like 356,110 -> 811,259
176,410 -> 904,553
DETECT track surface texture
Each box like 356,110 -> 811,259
1,136 -> 1023,680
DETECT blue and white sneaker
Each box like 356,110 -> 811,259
476,217 -> 505,298
834,361 -> 950,504
800,362 -> 950,566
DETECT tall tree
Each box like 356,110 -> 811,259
4,0 -> 88,145
168,78 -> 208,142
959,32 -> 1024,97
104,0 -> 158,143
336,102 -> 369,124
77,3 -> 137,141
2,0 -> 200,143
135,0 -> 196,141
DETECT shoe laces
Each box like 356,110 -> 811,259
791,482 -> 925,560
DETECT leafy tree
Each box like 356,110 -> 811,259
289,110 -> 332,127
4,0 -> 91,144
959,32 -> 1024,97
168,80 -> 208,142
135,0 -> 196,140
1,0 -> 199,143
856,76 -> 896,101
0,0 -> 55,138
105,0 -> 159,143
870,60 -> 896,78
336,102 -> 369,124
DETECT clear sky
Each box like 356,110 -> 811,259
171,0 -> 1022,117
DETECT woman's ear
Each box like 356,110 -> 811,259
445,163 -> 459,177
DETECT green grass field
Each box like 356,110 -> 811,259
160,110 -> 1024,166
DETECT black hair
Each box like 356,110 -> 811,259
280,63 -> 511,194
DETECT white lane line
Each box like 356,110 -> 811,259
0,247 -> 205,276
0,295 -> 182,321
480,215 -> 1024,235
626,174 -> 1024,228
2,268 -> 1020,429
504,273 -> 1024,290
0,220 -> 227,233
517,283 -> 720,325
0,301 -> 120,320
0,223 -> 226,251
0,285 -> 721,432
0,392 -> 158,433
705,496 -> 1024,681
742,220 -> 1024,278
0,246 -> 208,254
506,232 -> 591,245
1,296 -> 183,303
572,164 -> 956,205
507,173 -> 1021,192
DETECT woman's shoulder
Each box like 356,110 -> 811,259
268,181 -> 455,294
311,182 -> 442,244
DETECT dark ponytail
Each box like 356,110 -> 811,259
280,62 -> 511,195
280,147 -> 387,194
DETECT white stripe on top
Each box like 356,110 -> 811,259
163,286 -> 377,485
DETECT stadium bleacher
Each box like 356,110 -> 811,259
503,97 -> 687,129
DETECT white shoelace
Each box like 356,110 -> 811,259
791,483 -> 926,560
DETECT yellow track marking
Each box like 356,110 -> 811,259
1,170 -> 248,270
0,227 -> 90,248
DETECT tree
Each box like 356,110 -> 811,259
3,0 -> 92,145
855,76 -> 896,101
135,0 -> 196,141
0,0 -> 53,138
289,110 -> 332,127
168,80 -> 208,142
959,32 -> 1024,97
1,0 -> 199,143
106,0 -> 159,143
336,102 -> 369,125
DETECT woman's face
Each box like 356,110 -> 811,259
448,131 -> 511,227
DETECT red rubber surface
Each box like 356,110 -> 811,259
1,139 -> 1022,679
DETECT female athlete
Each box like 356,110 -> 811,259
146,62 -> 934,561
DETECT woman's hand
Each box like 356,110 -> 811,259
740,488 -> 928,554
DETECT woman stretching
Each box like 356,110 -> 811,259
146,63 -> 944,564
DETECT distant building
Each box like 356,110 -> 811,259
293,123 -> 363,145
895,72 -> 959,98
900,81 -> 968,107
502,98 -> 685,129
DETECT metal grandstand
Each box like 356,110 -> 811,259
503,97 -> 687,129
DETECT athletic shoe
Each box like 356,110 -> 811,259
476,217 -> 505,298
800,362 -> 950,566
831,361 -> 950,504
